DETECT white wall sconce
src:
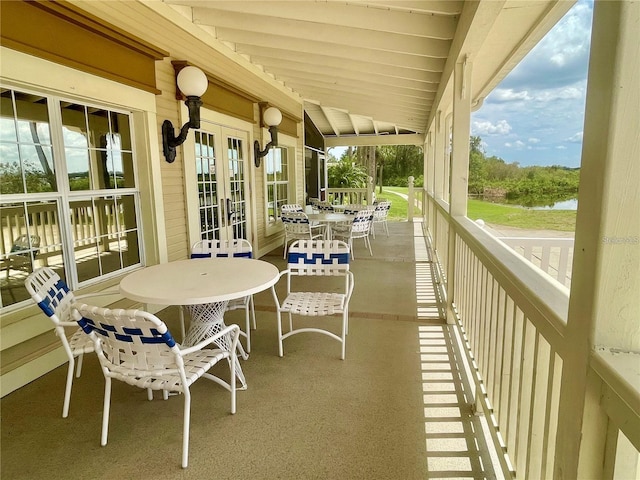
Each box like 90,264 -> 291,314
254,105 -> 282,167
162,65 -> 208,163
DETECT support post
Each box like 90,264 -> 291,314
555,2 -> 639,479
446,57 -> 472,326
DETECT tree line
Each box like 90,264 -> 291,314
327,137 -> 580,205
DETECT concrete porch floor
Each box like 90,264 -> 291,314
1,221 -> 502,479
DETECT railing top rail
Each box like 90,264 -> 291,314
590,348 -> 640,451
453,214 -> 569,352
497,237 -> 575,246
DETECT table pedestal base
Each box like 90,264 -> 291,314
182,301 -> 248,389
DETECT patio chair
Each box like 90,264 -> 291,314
281,212 -> 324,259
271,239 -> 354,359
372,201 -> 392,238
342,204 -> 366,215
280,204 -> 304,214
316,201 -> 335,212
281,203 -> 324,237
24,266 -> 116,418
4,234 -> 41,278
72,303 -> 240,469
190,238 -> 256,353
331,208 -> 375,259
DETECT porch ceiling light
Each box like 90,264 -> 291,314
254,106 -> 282,167
162,65 -> 208,163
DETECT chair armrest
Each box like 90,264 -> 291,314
178,324 -> 240,356
346,271 -> 355,301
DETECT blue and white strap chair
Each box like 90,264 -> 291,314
372,201 -> 391,238
24,267 -> 116,418
190,239 -> 255,353
280,203 -> 304,214
281,211 -> 324,259
271,240 -> 354,360
316,202 -> 335,212
282,203 -> 324,237
72,303 -> 240,469
331,208 -> 374,259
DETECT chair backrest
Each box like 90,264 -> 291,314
11,234 -> 41,255
25,267 -> 74,326
316,202 -> 334,212
73,304 -> 182,377
374,201 -> 392,219
343,204 -> 366,215
281,212 -> 313,237
287,240 -> 350,277
191,239 -> 253,259
281,204 -> 304,214
350,209 -> 375,235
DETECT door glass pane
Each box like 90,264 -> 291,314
195,131 -> 220,240
227,136 -> 247,239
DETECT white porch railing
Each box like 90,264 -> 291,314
423,192 -> 639,479
326,187 -> 374,205
496,237 -> 574,287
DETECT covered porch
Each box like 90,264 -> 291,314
1,221 -> 507,479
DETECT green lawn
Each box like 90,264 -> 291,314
374,188 -> 420,220
467,199 -> 576,231
379,187 -> 576,231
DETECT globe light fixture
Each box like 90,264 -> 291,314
162,65 -> 208,163
254,106 -> 283,167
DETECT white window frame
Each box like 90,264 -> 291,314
264,132 -> 296,237
0,48 -> 158,311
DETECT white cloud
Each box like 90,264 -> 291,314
491,89 -> 532,103
528,137 -> 541,144
556,145 -> 567,150
515,140 -> 525,148
567,131 -> 583,142
472,119 -> 512,136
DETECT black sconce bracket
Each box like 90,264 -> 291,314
254,125 -> 279,167
162,96 -> 203,163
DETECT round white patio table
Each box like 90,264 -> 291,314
119,258 -> 280,388
307,212 -> 353,239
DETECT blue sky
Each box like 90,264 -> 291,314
471,0 -> 593,168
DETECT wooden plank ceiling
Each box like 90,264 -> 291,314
162,0 -> 464,143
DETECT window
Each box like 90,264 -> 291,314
265,146 -> 290,227
0,88 -> 142,309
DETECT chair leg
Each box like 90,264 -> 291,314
276,310 -> 284,357
230,352 -> 237,414
341,310 -> 348,360
147,388 -> 153,401
178,307 -> 186,342
62,357 -> 75,418
75,353 -> 84,377
365,235 -> 373,256
244,302 -> 251,353
182,389 -> 191,468
101,377 -> 112,446
250,295 -> 256,330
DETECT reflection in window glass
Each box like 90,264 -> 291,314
62,105 -> 134,191
265,147 -> 289,225
0,90 -> 56,195
1,88 -> 142,310
1,201 -> 64,307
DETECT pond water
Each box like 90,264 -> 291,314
527,198 -> 578,210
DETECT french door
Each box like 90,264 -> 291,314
191,122 -> 250,242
